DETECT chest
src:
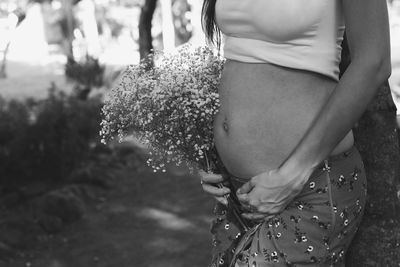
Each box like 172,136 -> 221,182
215,0 -> 330,42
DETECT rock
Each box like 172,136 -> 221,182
37,186 -> 85,224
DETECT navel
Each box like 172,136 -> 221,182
222,117 -> 229,133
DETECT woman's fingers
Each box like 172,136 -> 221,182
202,183 -> 231,197
221,171 -> 230,180
237,193 -> 250,205
199,171 -> 226,184
236,178 -> 256,194
198,170 -> 231,199
215,196 -> 228,206
236,179 -> 257,205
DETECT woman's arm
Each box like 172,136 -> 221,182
237,0 -> 391,218
281,0 -> 391,174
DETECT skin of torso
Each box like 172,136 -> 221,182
213,60 -> 354,179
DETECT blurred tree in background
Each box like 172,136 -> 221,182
138,0 -> 156,61
0,3 -> 26,78
138,0 -> 200,61
340,34 -> 400,266
0,0 -> 204,197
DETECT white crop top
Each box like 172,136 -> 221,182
215,0 -> 346,81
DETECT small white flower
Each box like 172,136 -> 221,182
101,44 -> 224,172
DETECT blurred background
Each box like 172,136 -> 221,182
0,0 -> 399,267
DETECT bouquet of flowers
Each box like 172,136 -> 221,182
100,44 -> 224,173
100,43 -> 250,232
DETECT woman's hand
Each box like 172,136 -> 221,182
236,167 -> 313,220
198,170 -> 231,205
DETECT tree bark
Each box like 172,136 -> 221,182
341,33 -> 400,266
139,0 -> 157,62
0,11 -> 20,79
62,0 -> 75,60
160,0 -> 175,52
79,0 -> 100,58
0,43 -> 10,79
187,0 -> 205,45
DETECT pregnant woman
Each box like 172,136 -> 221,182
198,0 -> 391,266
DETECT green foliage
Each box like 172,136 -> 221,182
65,56 -> 105,100
0,86 -> 103,184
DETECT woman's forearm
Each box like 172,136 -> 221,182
278,57 -> 391,179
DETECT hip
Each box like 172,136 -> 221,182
210,145 -> 367,266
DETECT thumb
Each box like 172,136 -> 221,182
237,179 -> 255,195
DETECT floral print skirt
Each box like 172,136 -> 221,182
210,146 -> 367,267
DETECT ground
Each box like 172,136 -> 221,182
0,148 -> 215,267
0,142 -> 399,267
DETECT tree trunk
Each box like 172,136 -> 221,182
341,33 -> 400,266
0,11 -> 19,79
188,0 -> 205,45
160,0 -> 175,52
0,43 -> 10,79
62,0 -> 75,60
139,0 -> 157,62
79,0 -> 100,58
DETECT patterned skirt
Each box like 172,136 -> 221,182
210,146 -> 367,267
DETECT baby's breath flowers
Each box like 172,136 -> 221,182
100,44 -> 225,172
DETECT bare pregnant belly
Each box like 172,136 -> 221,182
213,60 -> 354,179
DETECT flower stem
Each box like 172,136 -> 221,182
205,151 -> 249,232
217,184 -> 249,232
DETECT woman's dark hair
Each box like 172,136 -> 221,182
201,0 -> 221,48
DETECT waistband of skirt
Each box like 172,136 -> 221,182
229,145 -> 357,184
324,144 -> 356,163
